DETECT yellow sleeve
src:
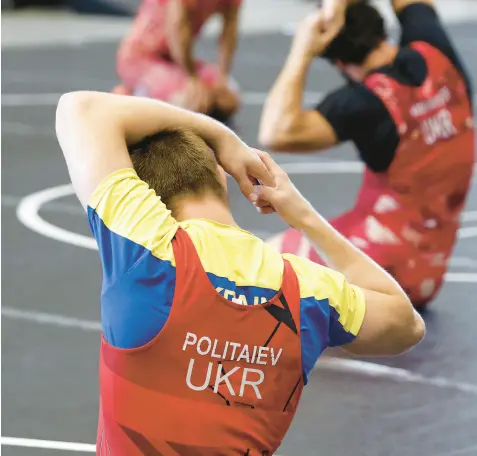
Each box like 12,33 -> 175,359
284,254 -> 366,345
88,168 -> 178,291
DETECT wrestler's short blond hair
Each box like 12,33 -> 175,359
129,129 -> 226,213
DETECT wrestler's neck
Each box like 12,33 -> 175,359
362,41 -> 399,75
173,195 -> 238,228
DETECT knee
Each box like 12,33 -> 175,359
404,276 -> 444,311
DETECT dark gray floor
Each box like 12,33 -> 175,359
2,25 -> 477,456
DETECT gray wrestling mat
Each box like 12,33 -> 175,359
2,14 -> 477,456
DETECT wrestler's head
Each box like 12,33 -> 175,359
323,1 -> 388,82
129,129 -> 228,218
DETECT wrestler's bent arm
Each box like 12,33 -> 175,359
299,210 -> 425,356
253,152 -> 425,356
218,3 -> 241,77
259,13 -> 339,152
56,92 -> 272,207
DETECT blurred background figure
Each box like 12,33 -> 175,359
112,0 -> 242,121
260,0 -> 475,310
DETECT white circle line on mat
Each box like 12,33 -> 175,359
16,183 -> 477,283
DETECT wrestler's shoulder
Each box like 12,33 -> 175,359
282,253 -> 348,300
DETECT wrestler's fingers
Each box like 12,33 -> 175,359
257,206 -> 276,215
254,150 -> 286,180
247,150 -> 275,188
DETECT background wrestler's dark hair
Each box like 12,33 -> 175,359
128,129 -> 226,214
322,1 -> 387,65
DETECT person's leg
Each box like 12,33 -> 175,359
266,212 -> 444,308
126,58 -> 191,104
114,56 -> 240,117
120,58 -> 214,113
388,255 -> 445,310
266,210 -> 360,264
114,50 -> 153,97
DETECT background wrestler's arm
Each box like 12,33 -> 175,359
259,36 -> 338,152
56,91 -> 271,207
218,3 -> 241,77
166,0 -> 196,76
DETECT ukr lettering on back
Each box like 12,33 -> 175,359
182,332 -> 283,400
421,108 -> 457,145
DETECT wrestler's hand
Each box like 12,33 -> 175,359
214,72 -> 230,92
321,0 -> 347,32
183,77 -> 214,113
250,151 -> 315,229
291,10 -> 342,59
215,141 -> 275,200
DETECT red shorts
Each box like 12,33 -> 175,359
117,56 -> 223,102
270,210 -> 449,308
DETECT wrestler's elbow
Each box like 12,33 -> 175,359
56,92 -> 108,155
387,306 -> 426,355
259,132 -> 293,152
259,118 -> 299,152
57,91 -> 98,110
57,91 -> 110,134
411,311 -> 426,348
57,92 -> 97,127
345,294 -> 426,357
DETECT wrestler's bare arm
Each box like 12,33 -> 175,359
259,13 -> 339,153
259,51 -> 337,152
56,92 -> 272,208
218,4 -> 241,77
165,0 -> 196,76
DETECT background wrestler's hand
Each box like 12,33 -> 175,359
213,72 -> 231,92
291,10 -> 342,59
321,0 -> 348,33
183,77 -> 214,113
214,140 -> 275,200
250,151 -> 315,229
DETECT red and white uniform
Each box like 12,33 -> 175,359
97,228 -> 304,455
116,0 -> 241,101
273,42 -> 474,308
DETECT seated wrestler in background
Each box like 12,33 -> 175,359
259,0 -> 475,309
113,0 -> 241,120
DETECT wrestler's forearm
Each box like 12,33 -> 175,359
166,3 -> 196,76
180,23 -> 198,76
299,209 -> 408,299
60,91 -> 238,150
298,206 -> 424,356
259,52 -> 311,145
218,8 -> 239,75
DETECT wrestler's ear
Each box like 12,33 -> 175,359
216,164 -> 228,192
335,60 -> 365,82
334,59 -> 345,71
345,64 -> 366,82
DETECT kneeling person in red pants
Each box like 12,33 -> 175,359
113,0 -> 241,120
259,0 -> 475,309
